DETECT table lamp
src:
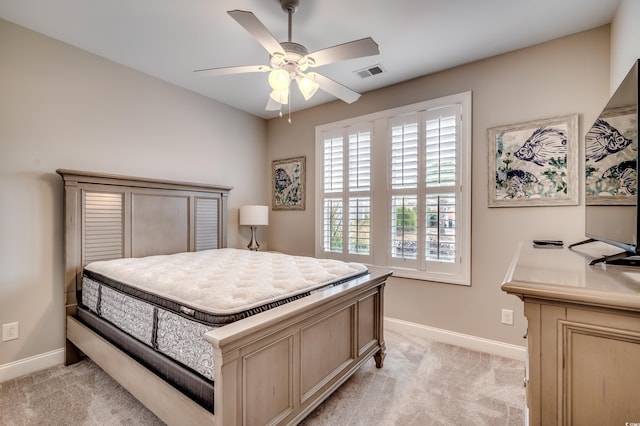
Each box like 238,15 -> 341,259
239,205 -> 269,251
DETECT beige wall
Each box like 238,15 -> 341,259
611,0 -> 640,90
0,19 -> 268,366
266,26 -> 611,346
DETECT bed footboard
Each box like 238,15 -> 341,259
206,268 -> 390,426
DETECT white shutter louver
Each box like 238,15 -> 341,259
391,120 -> 418,190
391,195 -> 418,260
425,194 -> 456,262
323,135 -> 343,193
348,197 -> 370,255
323,198 -> 343,252
349,131 -> 371,191
426,114 -> 457,187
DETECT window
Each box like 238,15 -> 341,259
315,92 -> 471,285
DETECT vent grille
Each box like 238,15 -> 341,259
195,198 -> 219,251
355,64 -> 385,79
84,191 -> 124,263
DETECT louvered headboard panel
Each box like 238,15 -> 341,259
84,191 -> 124,263
57,169 -> 232,316
195,197 -> 220,251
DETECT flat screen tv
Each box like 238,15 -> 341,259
582,59 -> 639,263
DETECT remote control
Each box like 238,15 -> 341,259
532,239 -> 563,246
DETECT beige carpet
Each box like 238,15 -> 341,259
0,329 -> 525,425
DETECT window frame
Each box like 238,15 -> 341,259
315,91 -> 472,285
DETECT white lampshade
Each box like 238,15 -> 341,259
239,205 -> 269,226
297,73 -> 319,100
269,89 -> 289,105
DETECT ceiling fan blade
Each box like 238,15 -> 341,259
227,10 -> 285,56
193,65 -> 268,77
306,37 -> 379,67
314,73 -> 361,104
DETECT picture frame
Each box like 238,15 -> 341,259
585,105 -> 637,206
488,114 -> 579,207
272,156 -> 305,210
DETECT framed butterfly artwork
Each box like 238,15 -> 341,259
272,156 -> 305,211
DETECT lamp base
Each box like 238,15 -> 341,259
247,225 -> 260,251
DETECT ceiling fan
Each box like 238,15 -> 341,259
194,0 -> 380,112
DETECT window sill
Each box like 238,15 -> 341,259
382,266 -> 470,286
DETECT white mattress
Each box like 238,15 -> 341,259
84,248 -> 367,315
81,249 -> 368,381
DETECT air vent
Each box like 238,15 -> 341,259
355,64 -> 385,79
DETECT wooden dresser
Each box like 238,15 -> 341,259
502,242 -> 640,426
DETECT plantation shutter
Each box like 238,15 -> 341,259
390,113 -> 420,267
321,124 -> 372,261
425,105 -> 458,264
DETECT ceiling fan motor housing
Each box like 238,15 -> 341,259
281,42 -> 308,60
271,41 -> 314,72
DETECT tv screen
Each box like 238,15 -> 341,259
585,60 -> 639,255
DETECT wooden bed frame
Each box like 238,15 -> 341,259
58,169 -> 390,426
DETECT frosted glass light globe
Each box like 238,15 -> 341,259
268,69 -> 290,91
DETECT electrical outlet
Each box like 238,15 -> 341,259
2,322 -> 19,341
501,309 -> 514,326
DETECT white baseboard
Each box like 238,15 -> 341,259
385,317 -> 526,362
0,348 -> 64,383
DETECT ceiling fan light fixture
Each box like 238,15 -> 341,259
297,73 -> 319,100
268,69 -> 290,91
270,89 -> 289,105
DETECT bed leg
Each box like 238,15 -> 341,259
374,342 -> 386,368
65,338 -> 83,365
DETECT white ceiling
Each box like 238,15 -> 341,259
0,0 -> 622,119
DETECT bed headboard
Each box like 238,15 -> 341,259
57,169 -> 232,316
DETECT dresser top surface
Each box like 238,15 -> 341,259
501,241 -> 640,311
